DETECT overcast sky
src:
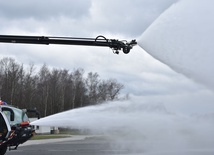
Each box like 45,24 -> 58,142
0,0 -> 213,114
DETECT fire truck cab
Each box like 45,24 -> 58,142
0,107 -> 11,155
0,103 -> 36,155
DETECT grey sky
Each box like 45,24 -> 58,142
0,0 -> 213,114
0,0 -> 177,36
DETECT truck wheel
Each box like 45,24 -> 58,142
0,146 -> 7,155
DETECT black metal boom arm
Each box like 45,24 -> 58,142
0,35 -> 137,54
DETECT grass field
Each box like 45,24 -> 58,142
31,129 -> 88,140
31,134 -> 71,140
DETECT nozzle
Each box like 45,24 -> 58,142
109,39 -> 137,54
122,40 -> 137,54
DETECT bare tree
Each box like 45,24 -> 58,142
0,58 -> 23,105
0,57 -> 125,117
97,80 -> 108,102
22,63 -> 37,108
106,79 -> 124,101
71,69 -> 86,108
58,69 -> 69,112
85,72 -> 100,105
36,64 -> 50,116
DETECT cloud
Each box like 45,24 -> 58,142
0,0 -> 91,20
0,0 -> 211,104
88,0 -> 178,37
0,0 -> 177,36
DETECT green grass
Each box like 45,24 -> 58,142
30,128 -> 89,140
31,134 -> 70,140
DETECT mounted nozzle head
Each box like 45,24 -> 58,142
122,40 -> 137,54
109,39 -> 137,54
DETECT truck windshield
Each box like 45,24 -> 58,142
3,107 -> 29,126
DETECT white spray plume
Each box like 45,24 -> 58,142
32,99 -> 214,154
138,0 -> 214,91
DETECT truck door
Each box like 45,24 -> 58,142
0,111 -> 11,142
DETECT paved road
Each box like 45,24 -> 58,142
6,135 -> 132,155
6,135 -> 214,155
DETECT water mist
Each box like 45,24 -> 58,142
32,0 -> 214,154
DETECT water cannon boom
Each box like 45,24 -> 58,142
0,35 -> 137,54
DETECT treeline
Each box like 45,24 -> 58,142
0,57 -> 125,117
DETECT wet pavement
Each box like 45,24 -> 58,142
6,135 -> 132,155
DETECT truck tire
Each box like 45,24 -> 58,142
0,146 -> 7,155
